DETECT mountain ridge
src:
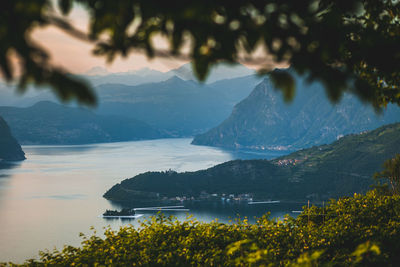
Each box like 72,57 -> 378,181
95,75 -> 261,136
0,101 -> 166,145
192,77 -> 400,150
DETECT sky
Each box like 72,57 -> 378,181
31,4 -> 188,74
30,3 -> 283,76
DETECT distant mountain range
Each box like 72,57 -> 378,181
192,77 -> 400,150
0,101 -> 166,145
0,63 -> 255,107
170,62 -> 256,84
3,64 -> 399,147
0,116 -> 25,160
95,75 -> 261,136
104,123 -> 400,203
0,64 -> 260,138
83,63 -> 255,86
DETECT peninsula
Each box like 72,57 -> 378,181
104,123 -> 400,204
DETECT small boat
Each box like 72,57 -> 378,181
133,205 -> 189,212
101,208 -> 142,218
102,215 -> 143,219
248,200 -> 280,205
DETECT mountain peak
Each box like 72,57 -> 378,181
31,101 -> 60,108
84,66 -> 109,76
131,67 -> 164,77
166,75 -> 186,83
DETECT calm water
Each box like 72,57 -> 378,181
0,138 -> 295,263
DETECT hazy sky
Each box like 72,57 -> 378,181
31,4 -> 188,74
30,3 -> 283,75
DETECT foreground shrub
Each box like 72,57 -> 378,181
5,190 -> 400,266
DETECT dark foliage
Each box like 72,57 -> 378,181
374,154 -> 400,195
1,1 -> 400,107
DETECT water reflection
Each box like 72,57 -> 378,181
27,194 -> 87,200
0,138 -> 291,263
23,144 -> 98,155
108,201 -> 305,225
0,160 -> 23,172
0,161 -> 23,201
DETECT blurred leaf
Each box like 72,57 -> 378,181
269,69 -> 296,102
2,0 -> 400,107
58,0 -> 72,15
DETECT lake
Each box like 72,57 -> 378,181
0,138 -> 296,263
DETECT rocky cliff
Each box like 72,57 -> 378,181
0,116 -> 25,160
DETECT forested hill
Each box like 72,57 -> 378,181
0,116 -> 25,161
0,101 -> 166,145
104,123 -> 400,203
192,77 -> 400,150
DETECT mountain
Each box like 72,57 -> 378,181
83,68 -> 172,86
0,74 -> 261,138
0,83 -> 55,108
0,116 -> 25,160
192,77 -> 400,150
0,101 -> 166,145
207,75 -> 263,105
83,63 -> 254,86
0,63 -> 254,108
95,75 -> 261,136
84,66 -> 110,76
171,62 -> 255,83
104,123 -> 400,203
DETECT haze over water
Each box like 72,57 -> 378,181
0,138 -> 291,263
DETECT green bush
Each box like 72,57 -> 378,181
6,190 -> 400,266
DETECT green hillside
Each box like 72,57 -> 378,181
104,123 -> 400,203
